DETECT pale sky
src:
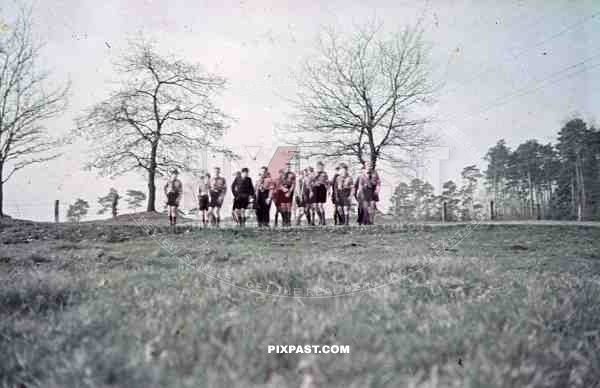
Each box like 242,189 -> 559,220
2,0 -> 599,221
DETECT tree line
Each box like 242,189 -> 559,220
485,118 -> 600,221
388,117 -> 600,222
388,164 -> 484,222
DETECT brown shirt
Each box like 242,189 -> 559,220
211,176 -> 226,193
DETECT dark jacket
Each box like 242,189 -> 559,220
237,177 -> 255,198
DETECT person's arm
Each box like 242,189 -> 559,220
288,175 -> 295,197
230,179 -> 236,195
250,178 -> 255,198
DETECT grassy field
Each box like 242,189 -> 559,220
1,215 -> 600,387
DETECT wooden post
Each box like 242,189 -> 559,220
442,201 -> 447,223
490,200 -> 495,221
536,203 -> 541,220
54,200 -> 59,223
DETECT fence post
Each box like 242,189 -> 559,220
536,203 -> 541,220
442,201 -> 447,223
490,200 -> 495,220
54,200 -> 59,223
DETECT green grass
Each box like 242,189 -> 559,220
1,221 -> 600,387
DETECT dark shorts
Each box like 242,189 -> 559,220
233,195 -> 249,210
336,190 -> 352,207
313,185 -> 327,203
280,190 -> 293,204
359,189 -> 374,203
198,195 -> 209,211
373,192 -> 379,202
166,192 -> 180,207
304,190 -> 314,205
209,191 -> 224,208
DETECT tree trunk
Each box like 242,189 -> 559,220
147,167 -> 157,212
0,161 -> 4,217
0,178 -> 3,218
527,170 -> 534,219
146,142 -> 159,212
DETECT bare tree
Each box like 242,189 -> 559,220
0,11 -> 69,216
75,39 -> 234,212
284,21 -> 435,169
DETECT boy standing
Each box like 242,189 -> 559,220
331,165 -> 341,225
279,163 -> 296,227
164,169 -> 183,228
255,166 -> 273,227
198,172 -> 211,226
233,168 -> 255,227
209,167 -> 227,226
335,163 -> 353,225
311,161 -> 329,225
294,169 -> 307,226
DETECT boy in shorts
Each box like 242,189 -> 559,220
311,161 -> 329,225
294,169 -> 307,226
255,166 -> 273,227
233,168 -> 255,227
198,172 -> 211,226
279,163 -> 296,227
164,169 -> 183,228
209,167 -> 227,226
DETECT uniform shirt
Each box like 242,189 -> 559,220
312,171 -> 329,187
256,172 -> 274,192
355,172 -> 376,199
198,178 -> 210,196
304,173 -> 315,193
336,174 -> 353,192
231,176 -> 241,196
281,171 -> 296,191
211,176 -> 227,193
237,177 -> 255,197
331,173 -> 339,195
164,178 -> 183,195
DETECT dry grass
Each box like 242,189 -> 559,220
1,218 -> 600,387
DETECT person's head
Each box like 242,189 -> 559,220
204,172 -> 211,180
235,171 -> 241,178
241,167 -> 249,178
308,166 -> 314,173
335,165 -> 340,174
340,163 -> 348,176
213,166 -> 221,176
316,161 -> 324,172
170,168 -> 179,178
284,162 -> 292,173
260,166 -> 268,176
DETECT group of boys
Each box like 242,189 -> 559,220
163,161 -> 380,228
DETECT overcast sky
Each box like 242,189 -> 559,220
2,0 -> 599,221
